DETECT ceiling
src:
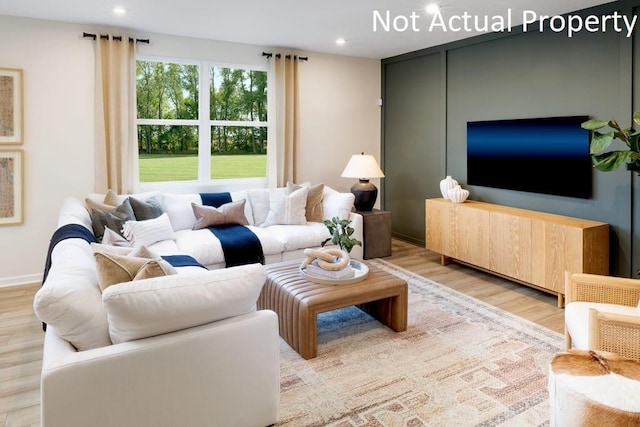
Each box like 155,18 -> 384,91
0,0 -> 618,59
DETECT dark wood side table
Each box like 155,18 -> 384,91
357,209 -> 392,259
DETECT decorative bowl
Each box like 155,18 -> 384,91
299,260 -> 369,285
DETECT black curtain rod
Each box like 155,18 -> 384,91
262,52 -> 308,61
83,32 -> 150,44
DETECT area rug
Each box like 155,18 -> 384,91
276,258 -> 564,426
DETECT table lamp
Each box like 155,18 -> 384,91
341,152 -> 385,211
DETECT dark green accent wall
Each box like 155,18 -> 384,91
382,1 -> 639,276
382,53 -> 444,245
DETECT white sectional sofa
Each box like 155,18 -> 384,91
86,184 -> 363,266
33,183 -> 362,427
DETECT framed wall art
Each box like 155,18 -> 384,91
0,68 -> 23,144
0,149 -> 23,225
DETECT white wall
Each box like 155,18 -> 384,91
297,52 -> 381,194
0,15 -> 380,287
0,16 -> 95,287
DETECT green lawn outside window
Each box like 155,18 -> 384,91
138,154 -> 266,182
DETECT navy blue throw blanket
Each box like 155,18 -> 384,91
199,192 -> 265,267
207,223 -> 265,267
41,223 -> 97,331
161,255 -> 207,269
200,192 -> 234,208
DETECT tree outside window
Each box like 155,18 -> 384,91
136,59 -> 267,183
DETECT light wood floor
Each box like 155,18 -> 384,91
0,239 -> 565,426
387,239 -> 565,334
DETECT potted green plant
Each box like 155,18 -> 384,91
582,112 -> 640,173
322,216 -> 362,254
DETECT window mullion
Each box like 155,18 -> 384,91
198,62 -> 211,181
210,120 -> 268,127
137,119 -> 198,126
136,58 -> 268,186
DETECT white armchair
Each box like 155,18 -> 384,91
564,272 -> 640,362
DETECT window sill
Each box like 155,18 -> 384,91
137,177 -> 267,194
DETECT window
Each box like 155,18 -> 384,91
136,59 -> 268,183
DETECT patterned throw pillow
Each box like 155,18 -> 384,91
122,213 -> 176,246
261,186 -> 309,227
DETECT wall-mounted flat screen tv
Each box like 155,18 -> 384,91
466,116 -> 592,199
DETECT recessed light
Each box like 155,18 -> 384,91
113,6 -> 127,15
425,3 -> 439,14
336,38 -> 347,46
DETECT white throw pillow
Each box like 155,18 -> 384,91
162,193 -> 200,231
102,263 -> 266,343
231,190 -> 255,226
122,213 -> 176,247
248,188 -> 272,226
322,187 -> 355,220
287,182 -> 325,223
261,186 -> 309,227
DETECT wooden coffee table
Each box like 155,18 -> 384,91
258,259 -> 408,359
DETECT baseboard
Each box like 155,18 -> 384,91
391,232 -> 424,247
0,273 -> 42,289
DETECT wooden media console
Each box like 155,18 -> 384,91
425,198 -> 609,307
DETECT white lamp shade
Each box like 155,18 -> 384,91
341,153 -> 385,179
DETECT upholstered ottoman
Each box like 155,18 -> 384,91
548,350 -> 640,426
258,259 -> 408,359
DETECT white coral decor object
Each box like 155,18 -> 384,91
439,176 -> 458,199
448,185 -> 470,203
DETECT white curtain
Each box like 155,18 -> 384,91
94,35 -> 138,193
268,54 -> 301,187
